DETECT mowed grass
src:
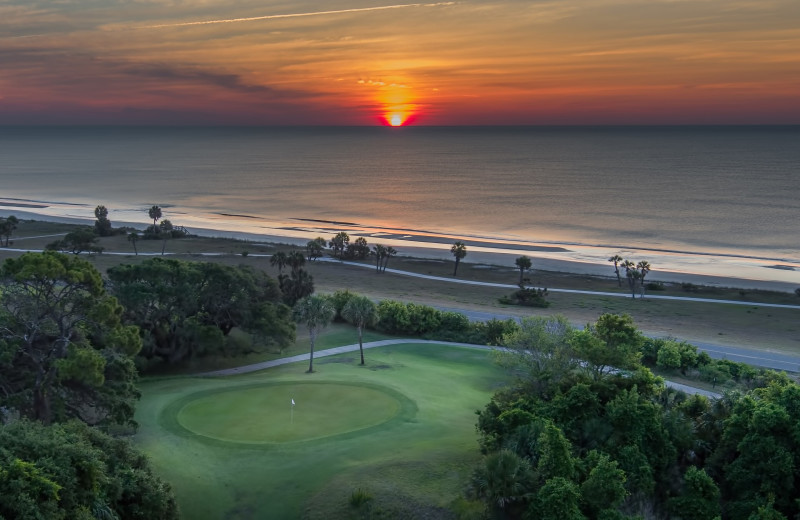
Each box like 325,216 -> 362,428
134,343 -> 508,519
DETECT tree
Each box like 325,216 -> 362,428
0,251 -> 142,425
293,295 -> 334,373
0,215 -> 19,247
383,246 -> 397,272
159,219 -> 174,255
108,258 -> 294,364
372,244 -> 386,272
287,250 -> 306,274
306,237 -> 326,261
580,451 -> 628,517
636,261 -> 651,297
341,295 -> 377,365
496,315 -> 577,397
94,205 -> 113,236
148,205 -> 162,230
128,230 -> 139,255
46,227 -> 103,255
515,255 -> 532,285
571,313 -> 643,381
621,260 -> 639,299
279,267 -> 315,306
608,255 -> 623,287
329,231 -> 350,259
451,241 -> 467,276
531,477 -> 586,520
345,237 -> 370,260
470,449 -> 533,517
0,419 -> 179,520
270,251 -> 288,274
667,466 -> 720,520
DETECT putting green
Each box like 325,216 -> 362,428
175,382 -> 404,444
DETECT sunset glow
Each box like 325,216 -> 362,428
1,0 -> 798,125
390,115 -> 403,127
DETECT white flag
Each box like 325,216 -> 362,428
291,398 -> 295,406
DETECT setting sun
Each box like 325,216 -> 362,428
390,114 -> 403,126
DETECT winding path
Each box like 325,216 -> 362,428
195,339 -> 722,399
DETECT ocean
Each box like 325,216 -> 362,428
0,126 -> 798,288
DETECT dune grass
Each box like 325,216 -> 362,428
134,342 -> 508,519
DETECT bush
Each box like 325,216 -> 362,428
681,283 -> 699,293
328,290 -> 357,321
795,288 -> 800,297
646,281 -> 665,291
499,287 -> 550,307
349,488 -> 373,508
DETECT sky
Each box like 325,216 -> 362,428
1,0 -> 799,126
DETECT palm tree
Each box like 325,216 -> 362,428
608,255 -> 624,287
127,231 -> 139,255
329,231 -> 349,259
159,219 -> 173,255
515,256 -> 532,286
148,205 -> 162,231
621,260 -> 639,299
270,251 -> 288,274
637,260 -> 651,298
293,295 -> 335,373
341,295 -> 378,365
306,237 -> 326,261
382,246 -> 397,272
372,244 -> 386,272
451,241 -> 467,276
287,251 -> 306,274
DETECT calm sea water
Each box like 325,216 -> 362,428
0,126 -> 798,286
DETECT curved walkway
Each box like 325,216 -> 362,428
321,258 -> 800,310
196,339 -> 721,399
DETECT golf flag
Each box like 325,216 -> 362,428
291,398 -> 295,406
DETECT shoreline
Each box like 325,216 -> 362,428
2,208 -> 797,293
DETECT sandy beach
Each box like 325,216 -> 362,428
2,208 -> 797,293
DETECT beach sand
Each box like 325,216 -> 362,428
1,208 -> 797,293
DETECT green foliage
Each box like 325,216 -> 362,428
328,289 -> 357,321
293,295 -> 335,373
580,451 -> 627,516
451,241 -> 467,276
470,449 -> 533,515
94,205 -> 113,237
306,237 -> 326,261
349,488 -> 373,508
0,252 -> 141,426
667,466 -> 720,520
0,419 -> 178,520
499,287 -> 550,307
656,341 -> 681,370
0,215 -> 19,246
108,258 -> 293,366
529,477 -> 585,520
496,315 -> 576,397
46,227 -> 103,255
342,295 -> 378,364
571,313 -> 642,380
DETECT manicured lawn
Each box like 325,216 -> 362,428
134,343 -> 508,519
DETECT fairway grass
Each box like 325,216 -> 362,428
173,381 -> 409,444
134,343 -> 508,519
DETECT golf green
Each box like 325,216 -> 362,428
175,382 -> 403,443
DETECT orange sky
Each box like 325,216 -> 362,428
1,0 -> 799,125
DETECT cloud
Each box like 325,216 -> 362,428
142,2 -> 456,29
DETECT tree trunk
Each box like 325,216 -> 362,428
453,258 -> 460,276
133,242 -> 138,255
161,238 -> 167,255
519,268 -> 524,285
358,326 -> 365,365
307,328 -> 315,373
615,267 -> 621,287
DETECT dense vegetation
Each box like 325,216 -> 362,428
0,252 -> 179,519
468,314 -> 800,519
107,258 -> 295,367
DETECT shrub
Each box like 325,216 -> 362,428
795,288 -> 800,297
681,283 -> 699,293
499,287 -> 550,307
646,281 -> 665,291
349,488 -> 373,508
328,290 -> 357,321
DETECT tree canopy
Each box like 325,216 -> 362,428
107,258 -> 294,365
0,251 -> 141,426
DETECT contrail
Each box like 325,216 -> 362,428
145,2 -> 455,29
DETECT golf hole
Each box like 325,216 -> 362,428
175,382 -> 405,444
